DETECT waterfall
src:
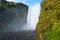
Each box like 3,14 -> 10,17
25,3 -> 41,30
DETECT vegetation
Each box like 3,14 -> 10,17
0,1 -> 16,9
36,0 -> 60,40
0,1 -> 25,9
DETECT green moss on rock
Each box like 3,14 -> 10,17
36,0 -> 60,40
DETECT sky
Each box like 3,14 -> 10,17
7,0 -> 42,6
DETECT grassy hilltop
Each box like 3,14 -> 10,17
0,1 -> 27,9
36,0 -> 60,40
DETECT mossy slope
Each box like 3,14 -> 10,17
36,0 -> 60,40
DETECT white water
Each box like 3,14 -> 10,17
22,3 -> 41,30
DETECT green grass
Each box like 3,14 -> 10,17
45,23 -> 60,40
36,0 -> 60,40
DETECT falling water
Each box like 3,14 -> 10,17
22,3 -> 41,30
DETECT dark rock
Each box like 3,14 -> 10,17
0,30 -> 35,40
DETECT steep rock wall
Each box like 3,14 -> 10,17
0,3 -> 28,32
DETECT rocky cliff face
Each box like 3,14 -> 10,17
36,0 -> 60,40
0,2 -> 28,32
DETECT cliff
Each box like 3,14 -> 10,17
0,1 -> 28,32
36,0 -> 60,40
